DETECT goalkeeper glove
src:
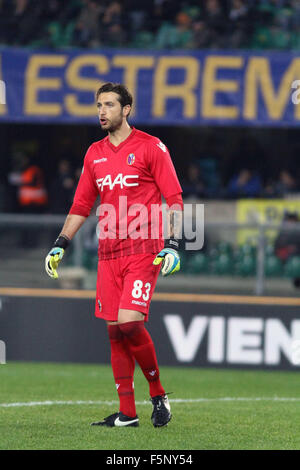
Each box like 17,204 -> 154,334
153,239 -> 180,276
45,235 -> 70,279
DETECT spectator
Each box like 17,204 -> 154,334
181,162 -> 206,199
43,0 -> 82,48
227,0 -> 250,48
0,0 -> 298,50
192,19 -> 211,48
8,151 -> 48,246
6,0 -> 44,46
274,210 -> 300,262
49,159 -> 75,214
204,0 -> 226,48
155,11 -> 193,49
100,1 -> 126,47
274,210 -> 300,288
227,169 -> 262,198
8,152 -> 48,213
265,169 -> 299,196
276,169 -> 298,194
73,0 -> 103,48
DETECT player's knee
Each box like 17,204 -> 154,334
119,321 -> 145,339
107,323 -> 123,341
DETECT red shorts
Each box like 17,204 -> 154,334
95,253 -> 161,322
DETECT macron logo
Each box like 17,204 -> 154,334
94,158 -> 107,164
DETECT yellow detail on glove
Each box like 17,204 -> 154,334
153,248 -> 180,276
45,248 -> 64,279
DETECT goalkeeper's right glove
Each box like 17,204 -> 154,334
45,235 -> 70,279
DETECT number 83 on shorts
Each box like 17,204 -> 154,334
95,253 -> 161,322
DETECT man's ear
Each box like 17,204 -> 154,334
123,104 -> 131,118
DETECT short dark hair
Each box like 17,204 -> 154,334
95,82 -> 133,109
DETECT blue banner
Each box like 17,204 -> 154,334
1,47 -> 300,126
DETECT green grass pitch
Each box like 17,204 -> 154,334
1,362 -> 300,450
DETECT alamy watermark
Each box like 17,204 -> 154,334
0,79 -> 6,105
0,340 -> 6,364
95,199 -> 204,250
291,80 -> 300,105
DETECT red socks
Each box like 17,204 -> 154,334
119,321 -> 165,398
107,324 -> 136,418
108,322 -> 165,417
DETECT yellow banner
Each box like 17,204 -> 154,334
236,199 -> 300,245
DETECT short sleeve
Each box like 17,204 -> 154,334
147,140 -> 182,200
69,146 -> 98,217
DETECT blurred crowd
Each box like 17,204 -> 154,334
5,152 -> 81,214
181,161 -> 300,199
1,0 -> 300,50
1,150 -> 299,215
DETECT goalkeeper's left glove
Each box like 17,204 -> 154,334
153,239 -> 180,276
45,235 -> 70,279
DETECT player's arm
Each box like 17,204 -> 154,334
45,150 -> 98,279
45,215 -> 86,279
149,141 -> 183,276
153,194 -> 183,276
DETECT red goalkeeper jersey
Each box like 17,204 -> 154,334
69,127 -> 182,260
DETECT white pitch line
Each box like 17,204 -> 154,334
1,397 -> 300,408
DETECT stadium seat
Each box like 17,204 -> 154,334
235,255 -> 256,276
265,244 -> 275,256
284,256 -> 300,278
217,241 -> 233,256
83,251 -> 98,271
215,253 -> 233,275
178,251 -> 188,273
264,255 -> 283,277
187,252 -> 209,274
241,243 -> 256,257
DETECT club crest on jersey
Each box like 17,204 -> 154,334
127,153 -> 135,165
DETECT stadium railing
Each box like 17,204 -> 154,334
0,213 -> 300,295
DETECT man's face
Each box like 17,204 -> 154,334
97,92 -> 129,132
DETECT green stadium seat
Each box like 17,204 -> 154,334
265,244 -> 275,256
241,243 -> 256,257
215,253 -> 233,275
187,253 -> 209,274
208,247 -> 219,260
83,251 -> 98,271
284,256 -> 300,278
264,255 -> 283,277
235,255 -> 256,276
178,251 -> 188,273
217,241 -> 233,256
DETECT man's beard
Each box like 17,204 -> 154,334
102,112 -> 123,133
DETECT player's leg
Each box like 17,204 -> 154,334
91,320 -> 139,427
107,320 -> 137,417
91,260 -> 138,427
118,310 -> 171,427
118,309 -> 165,398
116,308 -> 164,399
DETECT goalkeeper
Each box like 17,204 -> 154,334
45,82 -> 183,428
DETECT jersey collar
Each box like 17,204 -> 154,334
106,127 -> 136,153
